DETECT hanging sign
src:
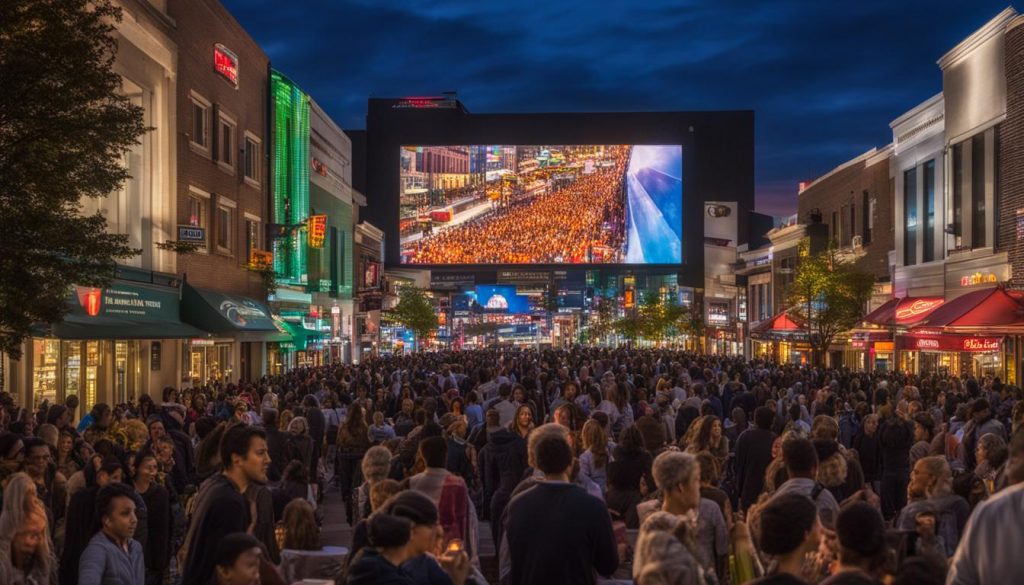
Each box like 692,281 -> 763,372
213,44 -> 239,88
307,215 -> 327,248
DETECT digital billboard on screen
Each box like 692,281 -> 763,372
470,285 -> 531,314
398,144 -> 682,265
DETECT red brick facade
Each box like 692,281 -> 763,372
168,0 -> 268,298
797,151 -> 894,280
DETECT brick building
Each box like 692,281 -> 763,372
168,0 -> 273,383
797,146 -> 894,280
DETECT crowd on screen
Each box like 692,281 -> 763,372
1,347 -> 1023,584
404,147 -> 629,264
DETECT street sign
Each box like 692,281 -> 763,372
178,225 -> 206,242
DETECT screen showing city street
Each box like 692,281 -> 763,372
399,144 -> 682,264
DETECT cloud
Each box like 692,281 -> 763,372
221,0 -> 1012,215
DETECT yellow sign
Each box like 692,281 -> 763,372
307,215 -> 327,248
249,249 -> 273,269
960,271 -> 999,287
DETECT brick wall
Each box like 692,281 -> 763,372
797,154 -> 893,279
1001,19 -> 1024,286
168,0 -> 269,299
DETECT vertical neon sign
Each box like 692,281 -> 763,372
271,70 -> 310,285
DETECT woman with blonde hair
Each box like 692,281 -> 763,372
0,472 -> 57,584
579,419 -> 611,494
353,445 -> 392,526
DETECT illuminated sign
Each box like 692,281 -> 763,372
76,287 -> 102,317
895,298 -> 944,321
311,158 -> 328,177
213,44 -> 239,88
960,272 -> 999,287
707,301 -> 731,324
624,289 -> 635,309
392,96 -> 457,109
249,249 -> 273,269
898,335 -> 1002,352
307,215 -> 327,248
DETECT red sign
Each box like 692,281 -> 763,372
307,215 -> 327,248
213,44 -> 239,88
895,298 -> 944,322
76,287 -> 102,317
311,158 -> 328,177
898,335 -> 1003,352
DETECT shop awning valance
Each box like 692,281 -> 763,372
897,333 -> 1004,352
181,284 -> 277,334
914,287 -> 1024,330
39,282 -> 206,340
863,297 -> 945,327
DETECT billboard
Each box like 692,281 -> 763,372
399,144 -> 682,265
470,285 -> 530,314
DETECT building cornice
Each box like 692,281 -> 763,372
938,7 -> 1018,70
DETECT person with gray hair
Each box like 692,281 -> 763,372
633,511 -> 703,585
353,445 -> 393,526
638,451 -> 728,581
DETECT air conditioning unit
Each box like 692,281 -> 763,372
851,235 -> 863,249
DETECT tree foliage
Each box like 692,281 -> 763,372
787,241 -> 875,366
386,287 -> 438,351
0,0 -> 145,358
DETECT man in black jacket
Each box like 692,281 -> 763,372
878,408 -> 914,519
261,408 -> 290,482
478,408 -> 527,538
181,424 -> 270,585
736,406 -> 777,511
505,423 -> 618,585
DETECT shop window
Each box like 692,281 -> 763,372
32,339 -> 59,408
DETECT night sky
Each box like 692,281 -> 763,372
221,0 -> 1013,217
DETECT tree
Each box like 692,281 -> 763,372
386,287 -> 438,351
787,241 -> 875,366
586,294 -> 618,345
0,0 -> 145,359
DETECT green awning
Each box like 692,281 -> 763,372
39,282 -> 206,340
181,284 -> 277,333
276,318 -> 323,351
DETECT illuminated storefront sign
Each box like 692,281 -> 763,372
895,298 -> 944,321
271,70 -> 310,285
960,272 -> 999,287
213,44 -> 239,88
898,335 -> 1003,352
307,215 -> 327,248
249,249 -> 273,269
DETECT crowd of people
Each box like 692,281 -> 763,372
403,147 -> 629,264
1,347 -> 1023,585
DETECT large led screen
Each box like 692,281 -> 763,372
399,144 -> 682,264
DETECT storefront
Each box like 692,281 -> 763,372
180,284 -> 280,385
749,311 -> 810,364
15,280 -> 202,412
897,332 -> 1006,378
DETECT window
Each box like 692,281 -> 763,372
216,205 -> 233,253
190,93 -> 210,150
952,142 -> 964,245
217,113 -> 236,170
972,134 -> 986,248
188,196 -> 206,229
244,217 -> 260,261
904,167 -> 917,266
832,211 -> 839,242
923,159 -> 935,262
862,190 -> 872,244
243,133 -> 261,184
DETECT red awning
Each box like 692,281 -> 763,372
863,297 -> 945,326
750,311 -> 806,340
915,287 -> 1024,329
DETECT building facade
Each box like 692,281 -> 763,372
6,0 -> 185,413
169,0 -> 274,386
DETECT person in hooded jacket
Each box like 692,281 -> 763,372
477,408 -> 527,544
